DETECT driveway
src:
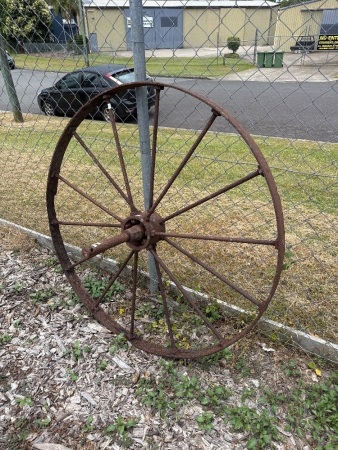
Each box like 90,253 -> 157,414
117,46 -> 338,83
222,48 -> 338,83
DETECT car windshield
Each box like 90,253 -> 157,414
112,70 -> 135,83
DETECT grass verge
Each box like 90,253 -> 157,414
0,113 -> 337,343
13,53 -> 253,78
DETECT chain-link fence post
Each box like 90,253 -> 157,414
130,0 -> 158,293
0,34 -> 23,123
78,0 -> 89,66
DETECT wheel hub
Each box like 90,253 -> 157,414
46,80 -> 285,359
122,211 -> 166,251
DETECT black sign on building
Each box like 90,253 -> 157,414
318,9 -> 338,51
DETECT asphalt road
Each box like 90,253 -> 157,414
1,69 -> 338,143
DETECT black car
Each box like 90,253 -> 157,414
1,51 -> 15,70
7,51 -> 15,69
37,64 -> 155,121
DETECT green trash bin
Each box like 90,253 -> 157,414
274,51 -> 284,68
256,52 -> 265,68
264,51 -> 274,68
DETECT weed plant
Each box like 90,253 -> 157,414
136,360 -> 232,421
105,416 -> 138,448
83,274 -> 124,300
0,334 -> 12,346
135,358 -> 338,449
65,340 -> 91,361
109,333 -> 129,354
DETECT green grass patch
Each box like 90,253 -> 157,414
1,117 -> 336,214
13,53 -> 252,78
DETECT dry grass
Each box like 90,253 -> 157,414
0,225 -> 36,252
0,113 -> 336,343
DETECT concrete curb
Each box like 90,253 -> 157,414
1,218 -> 338,363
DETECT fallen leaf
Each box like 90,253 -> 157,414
308,361 -> 321,376
33,444 -> 72,450
260,343 -> 275,352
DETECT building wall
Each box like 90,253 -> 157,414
221,7 -> 277,46
86,8 -> 128,51
85,5 -> 278,52
218,8 -> 246,44
124,8 -> 184,49
274,0 -> 338,52
183,8 -> 220,48
242,8 -> 278,46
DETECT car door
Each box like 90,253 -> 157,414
79,72 -> 109,105
54,72 -> 83,115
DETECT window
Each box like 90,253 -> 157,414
82,73 -> 102,88
320,9 -> 338,35
112,70 -> 135,83
161,17 -> 178,28
57,73 -> 81,89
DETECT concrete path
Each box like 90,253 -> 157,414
117,45 -> 338,82
224,46 -> 338,82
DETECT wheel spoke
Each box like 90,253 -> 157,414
152,246 -> 176,348
66,232 -> 130,270
149,248 -> 224,342
66,253 -> 100,270
105,100 -> 137,212
154,231 -> 277,247
72,131 -> 135,208
130,252 -> 138,337
148,109 -> 220,215
57,174 -> 123,222
165,237 -> 261,307
162,168 -> 261,223
47,81 -> 285,359
53,220 -> 120,228
149,86 -> 163,209
93,250 -> 135,309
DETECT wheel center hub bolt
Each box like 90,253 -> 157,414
122,211 -> 166,250
82,212 -> 165,258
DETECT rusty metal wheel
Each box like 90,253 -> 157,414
47,81 -> 285,359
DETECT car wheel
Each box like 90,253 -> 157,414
100,103 -> 111,122
43,101 -> 55,116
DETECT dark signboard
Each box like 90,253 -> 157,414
317,35 -> 338,50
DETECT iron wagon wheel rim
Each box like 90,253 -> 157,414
46,81 -> 285,359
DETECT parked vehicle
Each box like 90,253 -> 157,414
37,64 -> 155,121
1,51 -> 15,70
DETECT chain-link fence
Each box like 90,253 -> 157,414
0,0 -> 337,357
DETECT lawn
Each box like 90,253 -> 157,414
0,112 -> 337,344
13,52 -> 253,78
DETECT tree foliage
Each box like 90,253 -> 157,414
227,36 -> 241,54
0,0 -> 51,43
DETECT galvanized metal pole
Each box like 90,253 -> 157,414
129,0 -> 158,292
78,0 -> 89,67
0,34 -> 23,123
254,29 -> 258,65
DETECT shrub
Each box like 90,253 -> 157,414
227,36 -> 240,54
67,35 -> 89,54
73,34 -> 88,45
